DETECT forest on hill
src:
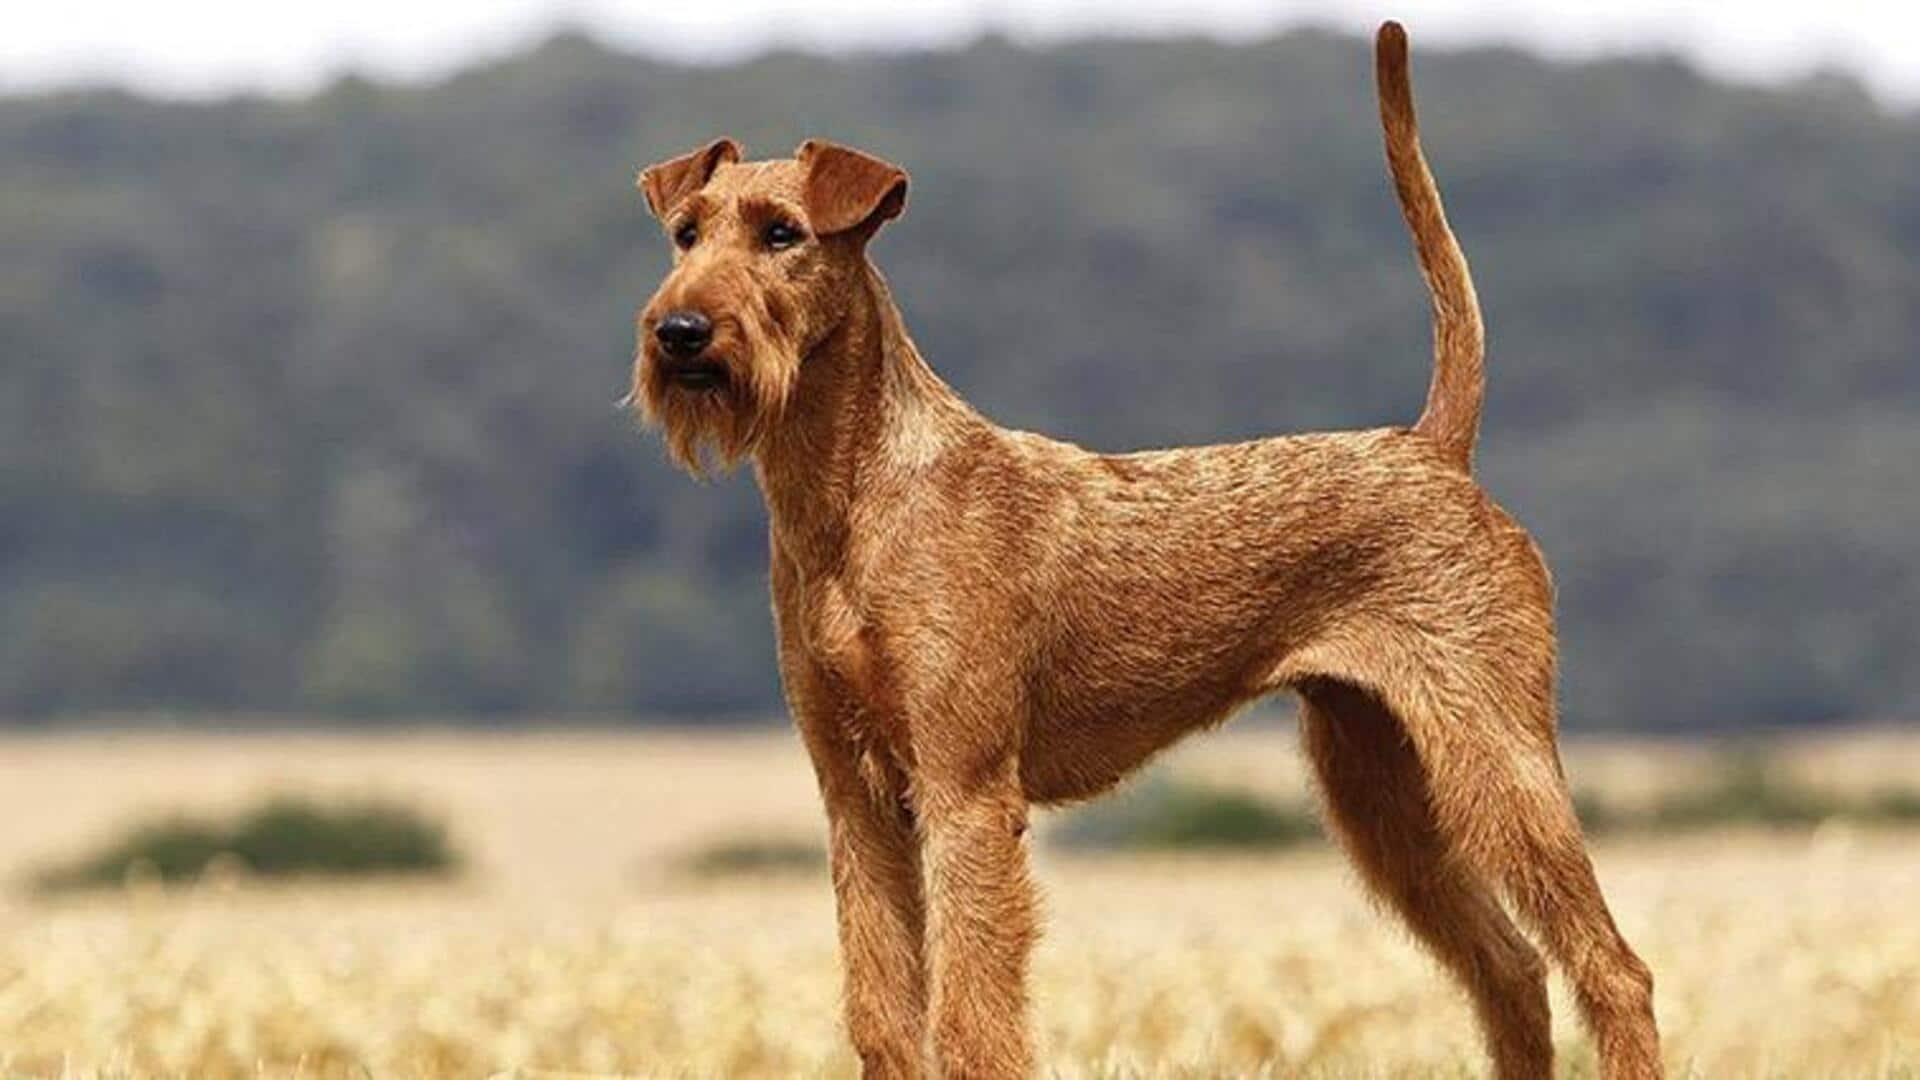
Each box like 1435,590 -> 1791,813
2,29 -> 1916,729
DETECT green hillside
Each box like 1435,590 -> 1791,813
2,30 -> 1916,728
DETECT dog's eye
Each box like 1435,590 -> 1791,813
764,221 -> 803,251
672,221 -> 699,250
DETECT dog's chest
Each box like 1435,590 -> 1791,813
798,576 -> 879,693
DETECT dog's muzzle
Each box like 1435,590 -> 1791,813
653,310 -> 728,390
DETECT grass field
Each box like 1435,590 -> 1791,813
2,726 -> 1918,1077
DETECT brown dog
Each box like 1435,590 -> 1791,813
628,22 -> 1661,1080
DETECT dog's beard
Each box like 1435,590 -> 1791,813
630,334 -> 799,476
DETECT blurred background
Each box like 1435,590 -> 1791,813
3,2 -> 1920,730
2,2 -> 1918,1076
3,2 -> 1917,730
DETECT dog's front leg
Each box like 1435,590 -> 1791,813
919,758 -> 1037,1078
798,715 -> 930,1078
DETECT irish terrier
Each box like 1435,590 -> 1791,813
628,22 -> 1662,1079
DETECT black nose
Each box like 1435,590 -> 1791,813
654,311 -> 712,358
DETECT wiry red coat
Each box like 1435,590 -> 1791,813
628,23 -> 1662,1080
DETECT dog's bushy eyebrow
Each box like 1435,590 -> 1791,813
736,194 -> 805,227
668,193 -> 717,227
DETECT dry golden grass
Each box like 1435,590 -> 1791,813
3,727 -> 1919,1077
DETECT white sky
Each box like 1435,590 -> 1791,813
3,0 -> 1917,106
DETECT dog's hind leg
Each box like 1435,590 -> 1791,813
1300,677 -> 1553,1079
1394,671 -> 1664,1080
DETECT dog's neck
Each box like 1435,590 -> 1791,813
754,262 -> 982,574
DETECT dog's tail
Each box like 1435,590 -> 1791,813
1376,21 -> 1484,471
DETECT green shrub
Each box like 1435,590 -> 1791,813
1576,751 -> 1920,836
678,834 -> 826,878
1053,777 -> 1321,853
1571,789 -> 1627,835
1860,788 -> 1920,821
1648,751 -> 1833,828
32,795 -> 459,893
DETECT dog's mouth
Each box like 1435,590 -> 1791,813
658,356 -> 730,391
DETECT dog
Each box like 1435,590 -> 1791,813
627,22 -> 1662,1080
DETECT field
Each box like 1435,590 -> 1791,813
3,727 -> 1918,1077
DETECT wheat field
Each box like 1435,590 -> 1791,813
2,727 -> 1918,1078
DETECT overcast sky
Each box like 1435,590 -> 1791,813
4,0 -> 1917,106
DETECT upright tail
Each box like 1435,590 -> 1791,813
1376,21 -> 1484,471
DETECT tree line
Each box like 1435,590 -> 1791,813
1,29 -> 1916,729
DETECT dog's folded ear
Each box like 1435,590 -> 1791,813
796,139 -> 909,237
639,137 -> 743,220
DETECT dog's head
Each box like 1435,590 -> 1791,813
630,138 -> 908,472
